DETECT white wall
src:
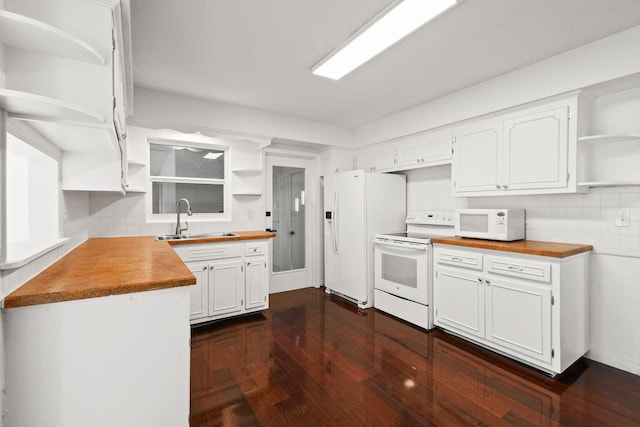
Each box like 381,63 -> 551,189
0,191 -> 89,426
354,25 -> 640,146
131,87 -> 353,147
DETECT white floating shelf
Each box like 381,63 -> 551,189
578,134 -> 640,145
124,187 -> 147,193
578,181 -> 640,189
1,88 -> 103,124
0,10 -> 105,65
232,168 -> 262,174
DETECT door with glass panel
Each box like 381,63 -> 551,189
266,154 -> 313,293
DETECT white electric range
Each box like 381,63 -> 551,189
373,210 -> 455,329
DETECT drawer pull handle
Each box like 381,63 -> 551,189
451,256 -> 464,262
507,265 -> 524,272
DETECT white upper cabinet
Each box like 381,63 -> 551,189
354,128 -> 452,174
396,129 -> 452,170
1,0 -> 132,193
452,120 -> 502,193
318,147 -> 354,176
355,145 -> 396,172
452,94 -> 582,197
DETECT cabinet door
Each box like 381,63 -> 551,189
396,135 -> 422,168
485,276 -> 552,364
331,151 -> 354,173
209,258 -> 244,317
434,266 -> 485,339
356,146 -> 395,172
503,106 -> 569,191
417,129 -> 452,165
356,151 -> 376,172
245,256 -> 268,310
396,131 -> 451,169
453,121 -> 502,194
186,261 -> 209,321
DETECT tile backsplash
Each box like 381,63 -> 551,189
405,165 -> 640,256
88,192 -> 265,238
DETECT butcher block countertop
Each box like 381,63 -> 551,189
4,231 -> 276,309
3,236 -> 195,309
166,230 -> 276,246
431,237 -> 593,258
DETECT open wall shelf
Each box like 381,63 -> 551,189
0,88 -> 103,125
0,10 -> 105,65
578,134 -> 640,145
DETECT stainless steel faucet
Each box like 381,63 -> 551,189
175,198 -> 193,235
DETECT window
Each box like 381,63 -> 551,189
149,139 -> 228,219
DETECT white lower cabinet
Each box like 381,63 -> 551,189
434,244 -> 589,375
174,240 -> 269,324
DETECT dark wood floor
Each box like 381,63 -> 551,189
190,288 -> 640,426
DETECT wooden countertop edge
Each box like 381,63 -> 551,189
166,230 -> 276,245
3,231 -> 273,309
431,237 -> 593,258
3,277 -> 195,309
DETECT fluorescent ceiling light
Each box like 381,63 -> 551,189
312,0 -> 458,80
204,152 -> 223,160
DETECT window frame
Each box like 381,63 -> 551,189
146,137 -> 231,223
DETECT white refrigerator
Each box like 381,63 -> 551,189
323,170 -> 406,308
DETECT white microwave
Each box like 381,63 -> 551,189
455,209 -> 525,241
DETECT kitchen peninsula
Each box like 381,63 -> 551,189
2,232 -> 273,427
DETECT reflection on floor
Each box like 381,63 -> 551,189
190,288 -> 640,426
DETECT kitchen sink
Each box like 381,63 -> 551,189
155,232 -> 238,241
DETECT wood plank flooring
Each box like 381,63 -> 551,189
190,288 -> 640,426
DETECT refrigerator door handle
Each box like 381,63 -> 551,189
333,192 -> 339,255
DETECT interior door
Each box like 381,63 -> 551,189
266,154 -> 314,293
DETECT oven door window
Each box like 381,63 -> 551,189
381,254 -> 417,288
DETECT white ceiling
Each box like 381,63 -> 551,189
130,0 -> 640,129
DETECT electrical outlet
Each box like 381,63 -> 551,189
248,210 -> 254,219
615,209 -> 630,227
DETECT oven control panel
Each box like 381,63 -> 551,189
406,211 -> 455,226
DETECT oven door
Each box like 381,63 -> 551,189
374,239 -> 430,305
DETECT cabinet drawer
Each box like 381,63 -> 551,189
245,241 -> 267,257
174,243 -> 243,262
435,248 -> 482,270
486,255 -> 551,283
